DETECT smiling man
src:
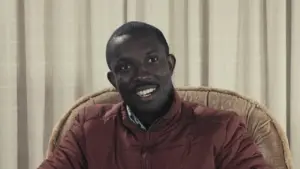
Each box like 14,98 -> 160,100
38,21 -> 272,169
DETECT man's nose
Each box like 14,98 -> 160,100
136,66 -> 149,76
135,75 -> 152,81
135,67 -> 152,81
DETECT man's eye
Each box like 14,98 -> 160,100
148,56 -> 158,63
120,64 -> 131,71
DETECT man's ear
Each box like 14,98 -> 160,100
107,71 -> 117,89
167,54 -> 176,74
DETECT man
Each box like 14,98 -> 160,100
38,21 -> 272,169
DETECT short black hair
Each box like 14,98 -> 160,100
106,21 -> 169,69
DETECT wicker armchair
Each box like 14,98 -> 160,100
46,87 -> 293,169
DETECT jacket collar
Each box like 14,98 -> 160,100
120,91 -> 182,132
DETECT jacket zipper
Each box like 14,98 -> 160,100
142,131 -> 151,169
142,151 -> 149,169
142,118 -> 162,169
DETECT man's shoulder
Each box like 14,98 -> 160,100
183,101 -> 246,147
183,101 -> 244,130
75,102 -> 123,124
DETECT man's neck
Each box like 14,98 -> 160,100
130,90 -> 175,128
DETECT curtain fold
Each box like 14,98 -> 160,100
0,0 -> 299,168
290,0 -> 300,163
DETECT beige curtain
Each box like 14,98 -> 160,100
0,0 -> 299,168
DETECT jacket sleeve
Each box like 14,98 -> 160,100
37,108 -> 87,169
215,113 -> 273,169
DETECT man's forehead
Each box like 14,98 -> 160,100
112,33 -> 158,45
111,34 -> 131,46
110,34 -> 161,53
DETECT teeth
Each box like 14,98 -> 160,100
136,88 -> 156,97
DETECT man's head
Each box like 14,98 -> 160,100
106,21 -> 176,114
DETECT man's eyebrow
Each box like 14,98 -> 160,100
145,49 -> 158,55
115,57 -> 131,64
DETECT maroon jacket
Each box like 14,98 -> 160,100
38,93 -> 271,169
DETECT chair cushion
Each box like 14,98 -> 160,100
46,87 -> 293,169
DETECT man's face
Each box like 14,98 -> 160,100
107,33 -> 176,113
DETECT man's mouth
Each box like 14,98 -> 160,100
135,85 -> 158,98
